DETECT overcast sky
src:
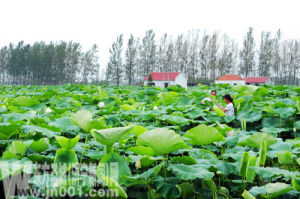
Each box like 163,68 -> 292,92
0,0 -> 300,67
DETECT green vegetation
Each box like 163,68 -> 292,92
0,83 -> 299,198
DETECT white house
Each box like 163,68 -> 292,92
215,74 -> 245,85
144,72 -> 187,89
245,77 -> 273,85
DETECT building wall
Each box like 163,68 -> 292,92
144,80 -> 170,88
143,73 -> 188,88
215,80 -> 245,85
174,73 -> 187,88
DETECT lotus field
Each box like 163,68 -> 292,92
0,84 -> 300,199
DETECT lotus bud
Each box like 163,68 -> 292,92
98,102 -> 105,108
135,159 -> 141,169
294,127 -> 297,133
226,130 -> 234,136
153,105 -> 158,110
45,107 -> 52,114
216,171 -> 223,176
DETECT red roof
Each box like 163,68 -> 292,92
144,72 -> 180,81
217,74 -> 243,81
245,77 -> 270,83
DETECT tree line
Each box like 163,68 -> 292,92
0,28 -> 299,86
0,41 -> 100,85
106,28 -> 300,85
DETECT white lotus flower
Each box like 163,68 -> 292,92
45,107 -> 52,114
226,130 -> 235,136
98,102 -> 105,108
153,105 -> 158,110
1,106 -> 6,109
135,159 -> 141,169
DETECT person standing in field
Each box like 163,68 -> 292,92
201,90 -> 217,104
222,94 -> 234,116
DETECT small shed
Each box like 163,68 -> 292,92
215,74 -> 245,85
245,77 -> 273,85
144,72 -> 187,88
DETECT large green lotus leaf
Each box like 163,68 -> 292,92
158,92 -> 178,105
239,152 -> 250,178
254,87 -> 270,96
126,163 -> 163,185
11,96 -> 39,107
213,106 -> 225,117
153,176 -> 181,198
262,118 -> 281,128
238,132 -> 277,148
97,153 -> 131,185
1,113 -> 36,122
2,141 -> 27,159
159,115 -> 190,125
28,154 -> 54,162
0,122 -> 19,140
89,118 -> 107,130
49,118 -> 81,132
91,126 -> 133,146
104,176 -> 128,198
268,141 -> 292,158
189,149 -> 219,164
29,174 -> 95,197
55,135 -> 80,149
276,151 -> 293,165
248,186 -> 267,197
136,128 -> 189,155
53,148 -> 78,176
254,167 -> 300,179
0,159 -> 34,180
261,183 -> 292,198
171,156 -> 197,165
70,110 -> 93,132
126,124 -> 147,136
292,177 -> 300,191
121,104 -> 135,111
274,107 -> 296,119
21,125 -> 60,138
185,108 -> 206,119
215,123 -> 233,136
167,164 -> 214,180
246,156 -> 257,182
29,138 -> 50,153
184,124 -> 225,146
128,146 -> 157,156
242,190 -> 256,199
237,110 -> 262,122
261,127 -> 287,134
294,121 -> 300,130
231,84 -> 246,92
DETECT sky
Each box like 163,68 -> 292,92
0,0 -> 300,68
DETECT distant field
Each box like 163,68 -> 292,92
0,84 -> 299,198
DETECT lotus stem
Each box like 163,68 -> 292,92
104,145 -> 114,154
79,134 -> 88,170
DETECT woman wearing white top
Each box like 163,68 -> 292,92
222,94 -> 234,117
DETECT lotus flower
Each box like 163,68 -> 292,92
45,107 -> 53,114
98,102 -> 105,108
135,159 -> 141,169
226,130 -> 235,136
153,105 -> 158,110
1,106 -> 6,109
